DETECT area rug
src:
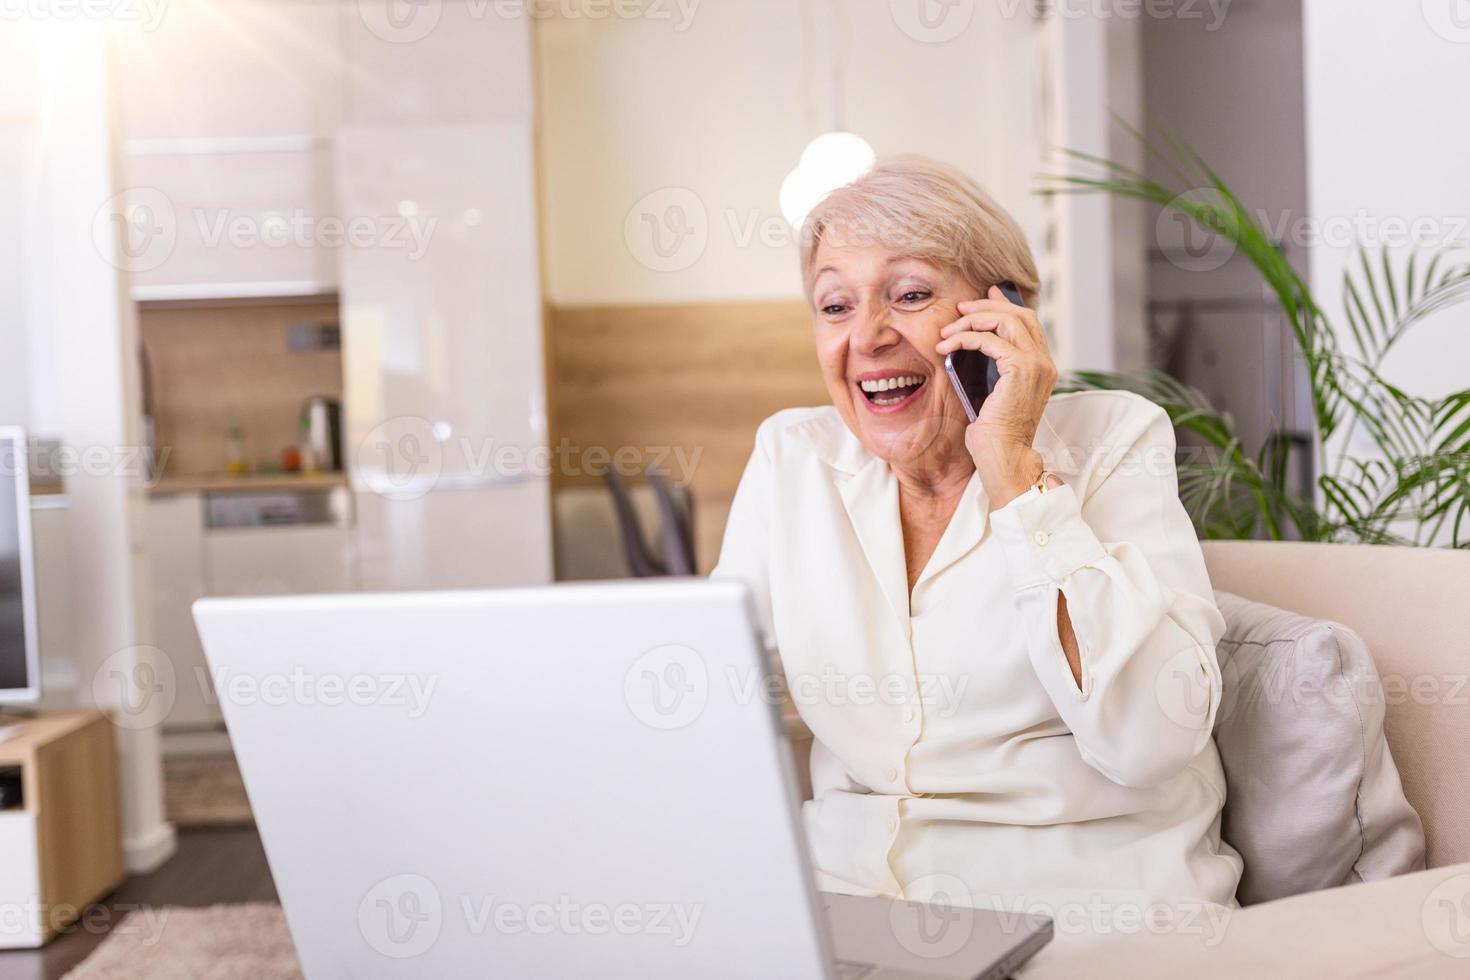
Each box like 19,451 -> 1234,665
63,903 -> 300,980
164,755 -> 254,828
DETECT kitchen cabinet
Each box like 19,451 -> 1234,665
110,0 -> 346,300
122,149 -> 338,299
144,489 -> 356,730
141,494 -> 211,728
109,0 -> 535,302
354,480 -> 550,591
205,522 -> 355,597
336,119 -> 552,588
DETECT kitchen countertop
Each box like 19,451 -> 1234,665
148,472 -> 350,495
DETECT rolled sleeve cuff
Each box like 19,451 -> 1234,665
989,483 -> 1109,591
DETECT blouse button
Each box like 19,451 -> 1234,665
887,817 -> 899,834
1033,530 -> 1050,546
903,707 -> 916,723
886,767 -> 899,782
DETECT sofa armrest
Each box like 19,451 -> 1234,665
1019,862 -> 1470,978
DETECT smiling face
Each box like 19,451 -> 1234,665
808,240 -> 974,470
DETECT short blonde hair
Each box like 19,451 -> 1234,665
799,156 -> 1040,307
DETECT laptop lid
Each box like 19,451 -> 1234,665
193,580 -> 835,979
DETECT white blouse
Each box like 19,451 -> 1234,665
712,390 -> 1243,919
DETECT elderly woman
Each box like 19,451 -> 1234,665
713,157 -> 1242,917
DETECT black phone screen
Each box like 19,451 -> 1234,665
948,349 -> 994,422
944,280 -> 1020,421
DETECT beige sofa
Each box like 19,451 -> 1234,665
778,540 -> 1470,974
1021,540 -> 1470,976
1199,540 -> 1468,870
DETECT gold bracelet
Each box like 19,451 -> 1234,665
1033,469 -> 1062,494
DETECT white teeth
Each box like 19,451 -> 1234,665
859,375 -> 924,393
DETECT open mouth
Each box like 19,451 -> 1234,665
856,373 -> 928,410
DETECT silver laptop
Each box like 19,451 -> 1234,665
193,580 -> 1051,979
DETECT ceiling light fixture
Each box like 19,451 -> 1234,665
781,0 -> 875,229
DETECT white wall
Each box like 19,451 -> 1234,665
1303,0 -> 1470,400
535,1 -> 1047,307
1036,12 -> 1146,372
0,30 -> 39,430
3,21 -> 175,873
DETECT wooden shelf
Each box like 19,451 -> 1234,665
0,710 -> 124,947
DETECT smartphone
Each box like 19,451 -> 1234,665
944,280 -> 1024,423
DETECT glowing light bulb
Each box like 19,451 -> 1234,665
780,131 -> 876,228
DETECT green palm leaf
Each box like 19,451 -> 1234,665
1044,124 -> 1470,549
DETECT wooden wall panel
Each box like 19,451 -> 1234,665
546,300 -> 828,572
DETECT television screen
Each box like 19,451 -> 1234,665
0,431 -> 37,701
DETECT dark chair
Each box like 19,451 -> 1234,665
604,468 -> 697,577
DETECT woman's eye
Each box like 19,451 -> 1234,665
821,304 -> 849,316
897,290 -> 931,304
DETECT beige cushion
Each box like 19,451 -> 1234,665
1212,591 -> 1425,903
1203,541 -> 1470,869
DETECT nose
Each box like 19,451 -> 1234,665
850,297 -> 900,356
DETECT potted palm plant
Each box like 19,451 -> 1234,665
1043,130 -> 1470,547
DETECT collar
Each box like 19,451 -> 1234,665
784,402 -> 1083,480
781,402 -> 1082,625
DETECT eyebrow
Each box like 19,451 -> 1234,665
813,255 -> 921,280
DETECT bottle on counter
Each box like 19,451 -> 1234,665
225,414 -> 248,475
300,415 -> 318,474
